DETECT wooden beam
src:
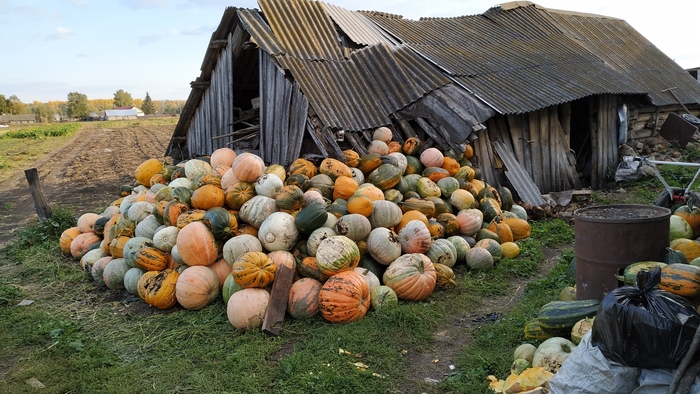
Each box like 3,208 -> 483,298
25,168 -> 52,222
262,264 -> 295,336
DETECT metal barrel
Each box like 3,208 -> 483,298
574,204 -> 671,300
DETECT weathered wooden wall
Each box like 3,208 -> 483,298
259,52 -> 309,167
186,32 -> 235,158
477,106 -> 580,195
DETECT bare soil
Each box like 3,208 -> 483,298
0,124 -> 571,391
0,125 -> 175,247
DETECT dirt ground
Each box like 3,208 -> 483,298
0,124 -> 567,391
0,125 -> 175,247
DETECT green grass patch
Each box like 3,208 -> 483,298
0,212 -> 571,393
1,123 -> 80,139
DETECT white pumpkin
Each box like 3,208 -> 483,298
388,152 -> 407,175
258,212 -> 299,252
532,337 -> 576,374
223,234 -> 263,266
184,159 -> 212,180
254,173 -> 284,198
350,167 -> 365,185
135,214 -> 161,239
366,227 -> 402,265
153,226 -> 179,252
168,177 -> 193,190
80,248 -> 107,273
397,220 -> 432,254
307,227 -> 336,257
239,195 -> 278,229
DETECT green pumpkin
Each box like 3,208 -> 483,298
404,155 -> 424,175
171,186 -> 192,206
497,186 -> 514,211
222,273 -> 244,304
368,164 -> 402,190
295,202 -> 329,235
203,207 -> 238,240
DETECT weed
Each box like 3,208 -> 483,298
0,283 -> 23,305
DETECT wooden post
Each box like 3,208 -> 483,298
25,168 -> 52,222
262,264 -> 295,336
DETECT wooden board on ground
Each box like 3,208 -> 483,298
262,264 -> 295,336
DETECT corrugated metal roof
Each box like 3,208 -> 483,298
322,2 -> 397,47
237,9 -> 286,56
276,43 -> 448,131
362,4 -> 700,114
258,0 -> 345,60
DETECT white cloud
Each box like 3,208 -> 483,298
46,27 -> 73,40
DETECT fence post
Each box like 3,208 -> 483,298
25,168 -> 52,222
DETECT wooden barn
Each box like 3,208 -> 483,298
166,0 -> 700,203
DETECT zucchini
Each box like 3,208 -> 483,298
523,318 -> 551,341
615,261 -> 666,286
537,299 -> 600,336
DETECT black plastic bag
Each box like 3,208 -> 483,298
590,267 -> 700,369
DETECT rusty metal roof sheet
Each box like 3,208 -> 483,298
258,0 -> 344,60
237,8 -> 286,56
362,3 -> 700,114
277,43 -> 449,131
322,2 -> 397,47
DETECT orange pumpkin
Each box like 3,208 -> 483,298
60,227 -> 82,255
77,213 -> 101,233
288,158 -> 318,178
232,251 -> 277,288
287,277 -> 322,319
387,141 -> 402,154
134,246 -> 169,271
674,204 -> 700,238
210,147 -> 237,168
134,158 -> 163,186
402,137 -> 422,156
175,266 -> 220,310
354,184 -> 385,201
487,220 -> 514,244
108,235 -> 131,258
502,218 -> 531,241
347,195 -> 374,217
436,213 -> 460,237
231,152 -> 265,183
137,269 -> 179,310
70,232 -> 102,259
191,184 -> 225,210
268,250 -> 297,270
318,270 -> 371,323
343,149 -> 361,168
225,181 -> 255,210
319,158 -> 353,181
395,210 -> 429,233
333,176 -> 359,201
441,156 -> 461,176
658,263 -> 700,297
176,221 -> 218,266
163,200 -> 189,227
463,144 -> 474,159
382,253 -> 436,302
297,256 -> 330,283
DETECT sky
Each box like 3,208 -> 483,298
1,0 -> 699,104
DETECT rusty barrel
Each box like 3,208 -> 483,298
574,204 -> 671,300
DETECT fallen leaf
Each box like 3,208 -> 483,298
432,358 -> 439,363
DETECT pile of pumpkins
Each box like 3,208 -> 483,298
59,126 -> 532,330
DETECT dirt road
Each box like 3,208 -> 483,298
0,125 -> 175,247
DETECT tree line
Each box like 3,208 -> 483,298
0,90 -> 185,121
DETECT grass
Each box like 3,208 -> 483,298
0,208 -> 579,393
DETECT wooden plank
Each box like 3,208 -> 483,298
590,97 -> 601,188
476,127 -> 498,186
539,109 -> 551,193
507,114 -> 525,164
25,168 -> 52,222
346,132 -> 368,156
528,111 -> 544,190
415,118 -> 450,150
392,115 -> 418,139
549,107 -> 560,191
262,264 -> 295,336
491,140 -> 545,205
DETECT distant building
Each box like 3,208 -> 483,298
113,106 -> 145,116
0,114 -> 36,125
104,109 -> 138,120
